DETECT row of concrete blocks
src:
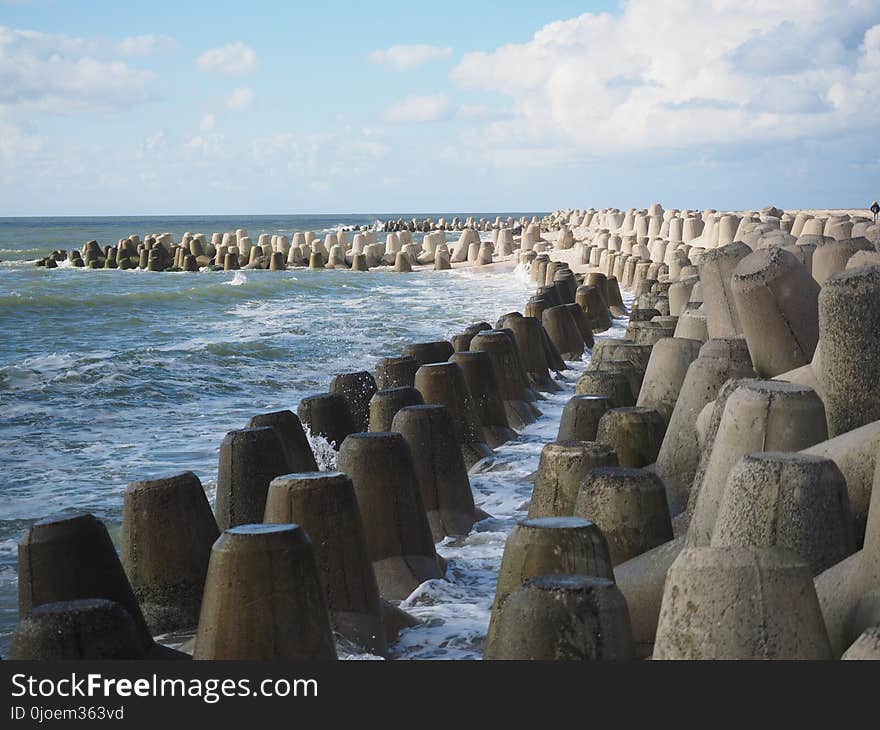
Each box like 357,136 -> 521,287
39,226 -> 532,271
381,214 -> 541,233
546,206 -> 879,250
571,224 -> 878,284
484,235 -> 880,659
10,285 -> 595,660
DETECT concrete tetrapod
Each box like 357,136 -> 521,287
565,303 -> 595,349
264,472 -> 387,656
121,471 -> 220,634
815,451 -> 880,656
697,242 -> 751,338
576,285 -> 613,332
731,246 -> 820,377
613,534 -> 687,658
215,426 -> 289,530
297,393 -> 357,449
711,452 -> 854,576
392,405 -> 486,541
18,512 -> 186,659
683,377 -> 757,521
484,575 -> 634,661
636,337 -> 702,424
449,351 -> 517,448
542,305 -> 585,360
818,266 -> 880,438
687,380 -> 829,546
626,320 -> 674,346
574,467 -> 673,566
330,371 -> 378,433
11,599 -> 145,660
605,277 -> 628,317
557,395 -> 611,442
193,524 -> 336,660
596,407 -> 666,468
811,237 -> 876,284
528,441 -> 618,518
541,322 -> 568,374
452,322 -> 491,353
575,369 -> 635,408
403,340 -> 454,366
591,340 -> 653,388
414,362 -> 493,469
375,355 -> 420,389
487,517 -> 614,646
655,338 -> 756,515
501,315 -> 561,392
470,331 -> 540,429
802,419 -> 880,546
248,410 -> 318,472
336,433 -> 445,600
368,386 -> 424,432
583,272 -> 609,309
673,309 -> 708,342
653,546 -> 832,660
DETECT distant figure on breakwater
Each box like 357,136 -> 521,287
871,200 -> 879,224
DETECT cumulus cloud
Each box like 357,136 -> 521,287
227,87 -> 255,110
197,41 -> 258,76
200,113 -> 216,131
0,25 -> 156,111
369,44 -> 453,70
451,1 -> 880,158
117,34 -> 175,56
385,93 -> 451,123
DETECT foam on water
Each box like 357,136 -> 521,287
225,271 -> 248,286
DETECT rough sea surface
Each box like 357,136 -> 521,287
0,214 -> 625,659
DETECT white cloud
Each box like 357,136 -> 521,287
227,87 -> 254,110
0,25 -> 156,111
137,129 -> 169,159
184,134 -> 222,156
451,1 -> 880,158
385,93 -> 450,123
0,112 -> 41,160
117,34 -> 175,56
250,127 -> 389,182
369,44 -> 453,70
200,113 -> 216,131
197,41 -> 258,76
456,103 -> 497,120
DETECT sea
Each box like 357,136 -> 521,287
0,213 -> 626,659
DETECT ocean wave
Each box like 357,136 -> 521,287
0,350 -> 120,393
0,272 -> 311,312
0,248 -> 48,256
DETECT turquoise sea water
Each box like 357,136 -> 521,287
0,213 -> 616,659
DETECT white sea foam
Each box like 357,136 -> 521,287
303,426 -> 338,471
225,271 -> 248,286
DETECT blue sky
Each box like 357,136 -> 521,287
1,0 -> 879,215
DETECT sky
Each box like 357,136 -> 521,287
1,0 -> 879,216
